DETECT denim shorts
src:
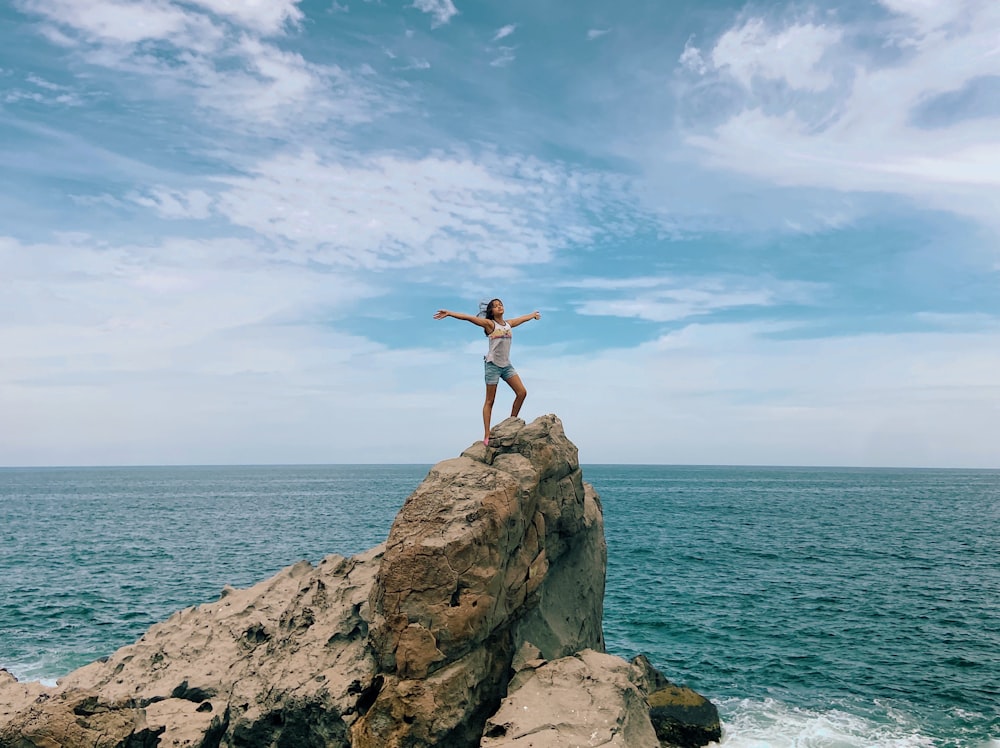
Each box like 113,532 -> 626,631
485,361 -> 517,385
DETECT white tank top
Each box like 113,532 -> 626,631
485,321 -> 512,366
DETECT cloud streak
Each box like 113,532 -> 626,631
565,275 -> 820,323
492,24 -> 516,41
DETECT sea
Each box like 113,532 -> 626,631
1,464 -> 998,747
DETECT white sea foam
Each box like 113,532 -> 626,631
1,657 -> 65,687
715,697 -> 937,748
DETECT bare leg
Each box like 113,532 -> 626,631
483,384 -> 498,443
505,374 -> 527,418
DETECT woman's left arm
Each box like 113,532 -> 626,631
509,311 -> 541,328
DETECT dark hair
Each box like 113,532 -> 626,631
483,298 -> 502,335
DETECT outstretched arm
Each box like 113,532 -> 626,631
508,311 -> 541,328
434,309 -> 494,332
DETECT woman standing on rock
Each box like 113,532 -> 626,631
434,299 -> 541,446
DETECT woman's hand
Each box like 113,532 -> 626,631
508,311 -> 541,328
433,310 -> 450,320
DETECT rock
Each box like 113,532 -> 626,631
647,686 -> 722,748
632,655 -> 722,748
1,547 -> 382,747
0,671 -> 46,731
0,414 -> 721,748
352,415 -> 607,747
481,649 -> 660,747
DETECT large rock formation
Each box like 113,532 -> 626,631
0,415 -> 720,748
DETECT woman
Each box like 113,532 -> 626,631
434,299 -> 541,445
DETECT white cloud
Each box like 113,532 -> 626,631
167,42 -> 375,129
0,232 -> 393,461
681,1 -> 1000,234
411,0 -> 457,28
210,149 -> 621,268
565,275 -> 819,322
4,90 -> 44,104
401,58 -> 431,71
492,24 -> 516,42
25,74 -> 65,90
128,188 -> 214,219
4,228 -> 999,467
16,0 -> 389,132
0,237 -> 358,403
19,0 -> 300,42
490,46 -> 516,67
879,0 -> 973,40
6,74 -> 84,106
0,233 -> 508,465
711,18 -> 842,91
18,0 -> 215,45
5,255 -> 1000,465
186,0 -> 304,35
678,38 -> 706,74
218,37 -> 348,124
535,320 -> 1000,467
587,28 -> 611,41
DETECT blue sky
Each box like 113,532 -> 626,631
3,0 -> 1000,467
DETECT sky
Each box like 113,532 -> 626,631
2,0 -> 1000,468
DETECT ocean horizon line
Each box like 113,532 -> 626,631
1,461 -> 998,471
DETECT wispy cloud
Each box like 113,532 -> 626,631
678,37 -> 706,73
0,232 -> 409,464
15,0 -> 391,133
587,28 -> 610,40
678,0 -> 1000,234
4,71 -> 84,105
25,74 -> 65,90
538,320 -> 1000,466
710,19 -> 842,92
207,149 -> 632,268
186,0 -> 304,35
400,58 -> 431,70
564,275 -> 820,322
410,0 -> 457,28
490,46 -> 516,67
493,24 -> 516,41
127,188 -> 214,220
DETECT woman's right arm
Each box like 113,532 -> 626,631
434,310 -> 493,331
434,309 -> 496,332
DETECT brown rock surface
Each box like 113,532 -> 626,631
0,414 -> 721,748
352,414 -> 607,746
480,649 -> 660,747
0,548 -> 382,747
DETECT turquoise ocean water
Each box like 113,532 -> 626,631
1,464 -> 998,747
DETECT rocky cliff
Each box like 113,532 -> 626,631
0,415 -> 721,748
